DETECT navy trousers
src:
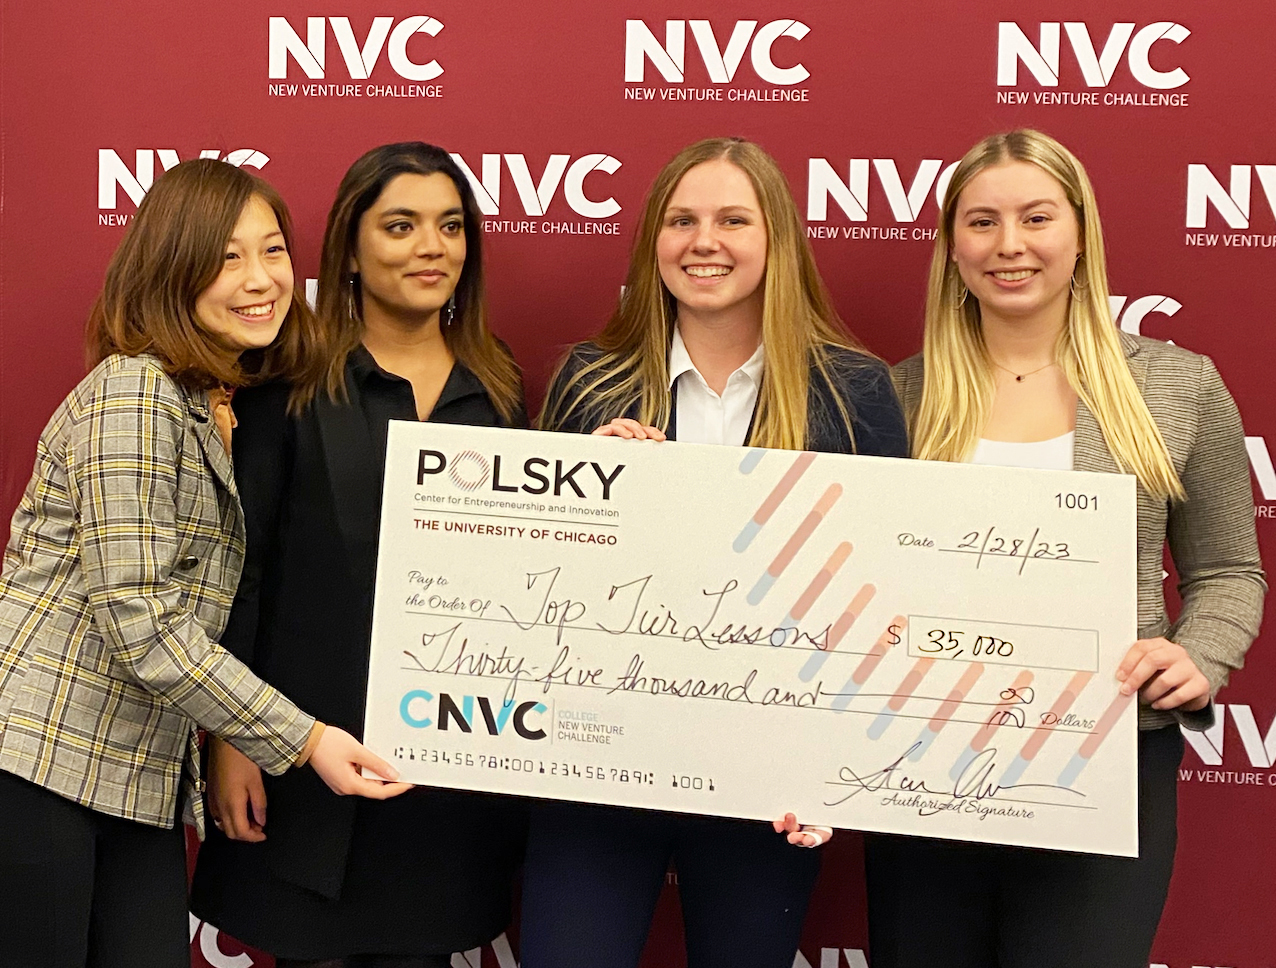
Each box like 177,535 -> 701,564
519,803 -> 821,968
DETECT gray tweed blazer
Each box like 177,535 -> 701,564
892,332 -> 1265,731
0,354 -> 315,832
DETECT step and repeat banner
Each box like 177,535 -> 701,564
2,1 -> 1273,966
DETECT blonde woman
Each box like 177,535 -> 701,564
874,129 -> 1265,967
526,137 -> 908,968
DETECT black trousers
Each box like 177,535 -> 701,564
0,768 -> 188,968
519,803 -> 821,968
865,726 -> 1184,968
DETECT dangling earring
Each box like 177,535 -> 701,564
347,275 -> 362,322
1069,274 -> 1085,299
958,283 -> 970,308
443,295 -> 456,328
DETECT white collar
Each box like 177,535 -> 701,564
667,325 -> 765,390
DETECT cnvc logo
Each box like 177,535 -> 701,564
269,16 -> 443,80
1186,164 -> 1276,229
400,690 -> 547,740
1182,704 -> 1276,767
99,148 -> 269,209
450,153 -> 622,219
417,449 -> 626,500
997,22 -> 1190,89
625,19 -> 810,85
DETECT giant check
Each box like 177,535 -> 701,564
364,423 -> 1138,856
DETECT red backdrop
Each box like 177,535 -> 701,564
1,2 -> 1272,966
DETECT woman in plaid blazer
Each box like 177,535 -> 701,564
868,130 -> 1266,968
0,160 -> 409,968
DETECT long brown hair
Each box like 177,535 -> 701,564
86,158 -> 321,395
911,129 -> 1184,500
539,137 -> 872,451
292,142 -> 522,421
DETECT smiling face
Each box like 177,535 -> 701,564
352,171 -> 466,326
193,194 -> 294,354
656,159 -> 768,324
950,160 -> 1082,330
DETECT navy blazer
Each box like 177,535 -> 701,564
545,342 -> 909,459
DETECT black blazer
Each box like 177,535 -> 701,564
546,342 -> 909,458
206,354 -> 527,905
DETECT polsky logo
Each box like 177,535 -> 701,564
417,449 -> 626,501
399,689 -> 547,740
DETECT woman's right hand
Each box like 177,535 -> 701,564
207,736 -> 268,842
307,725 -> 414,799
591,418 -> 666,440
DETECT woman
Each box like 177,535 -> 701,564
526,137 -> 909,968
190,142 -> 527,968
873,129 -> 1265,968
0,159 -> 407,968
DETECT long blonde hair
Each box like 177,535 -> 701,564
910,129 -> 1184,500
540,137 -> 871,451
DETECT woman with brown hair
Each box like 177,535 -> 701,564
524,137 -> 908,968
873,128 -> 1265,967
191,142 -> 527,968
0,159 -> 407,968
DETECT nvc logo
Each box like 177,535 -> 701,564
400,690 -> 547,740
998,22 -> 1190,89
1182,703 -> 1276,768
99,149 -> 269,210
450,153 -> 621,219
1109,294 -> 1181,337
807,159 -> 956,223
269,16 -> 443,80
1186,164 -> 1276,229
626,19 -> 809,85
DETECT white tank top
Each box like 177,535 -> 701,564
971,431 -> 1075,471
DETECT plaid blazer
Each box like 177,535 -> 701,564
892,332 -> 1266,731
0,354 -> 314,832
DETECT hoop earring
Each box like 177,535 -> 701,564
958,284 -> 970,308
1069,274 -> 1085,299
443,295 -> 456,328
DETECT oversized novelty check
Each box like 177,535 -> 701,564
364,423 -> 1138,856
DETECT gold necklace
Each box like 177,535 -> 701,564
991,359 -> 1056,383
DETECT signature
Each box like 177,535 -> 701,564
825,744 -> 1085,815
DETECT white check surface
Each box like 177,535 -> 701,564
364,423 -> 1139,855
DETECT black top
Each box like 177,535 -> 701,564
190,349 -> 528,957
546,342 -> 909,458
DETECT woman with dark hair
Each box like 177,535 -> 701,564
0,159 -> 407,968
191,142 -> 527,968
525,137 -> 908,968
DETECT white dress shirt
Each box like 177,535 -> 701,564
668,326 -> 765,446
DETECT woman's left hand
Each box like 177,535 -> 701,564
1115,636 -> 1210,711
773,813 -> 833,848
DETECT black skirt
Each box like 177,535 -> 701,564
191,784 -> 526,960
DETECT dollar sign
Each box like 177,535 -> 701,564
886,624 -> 902,646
